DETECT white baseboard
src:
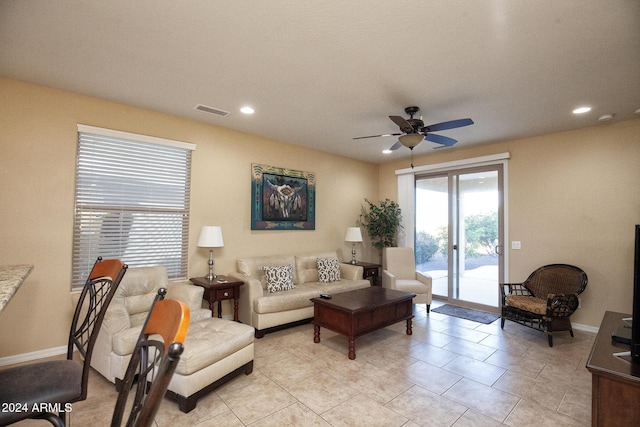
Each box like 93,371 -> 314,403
0,320 -> 600,367
0,345 -> 66,367
573,322 -> 599,334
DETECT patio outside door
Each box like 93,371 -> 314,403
415,165 -> 503,311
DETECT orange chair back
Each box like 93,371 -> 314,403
144,299 -> 190,351
89,259 -> 126,282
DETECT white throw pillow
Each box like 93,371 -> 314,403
263,264 -> 295,293
317,258 -> 341,283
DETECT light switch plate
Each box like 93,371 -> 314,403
512,241 -> 521,250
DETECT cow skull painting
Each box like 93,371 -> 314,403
251,163 -> 316,230
266,178 -> 305,220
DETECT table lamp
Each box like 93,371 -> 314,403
345,227 -> 363,265
197,226 -> 224,280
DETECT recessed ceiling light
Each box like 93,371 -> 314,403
382,149 -> 392,154
240,106 -> 255,114
572,106 -> 591,114
598,113 -> 615,122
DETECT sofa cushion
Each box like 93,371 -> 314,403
253,279 -> 370,314
295,252 -> 339,284
236,254 -> 296,289
254,284 -> 321,314
264,264 -> 295,293
176,318 -> 254,375
317,258 -> 341,283
315,279 -> 371,295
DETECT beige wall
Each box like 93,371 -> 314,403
0,78 -> 379,358
379,119 -> 640,328
2,76 -> 639,359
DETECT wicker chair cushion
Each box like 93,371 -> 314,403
504,295 -> 546,315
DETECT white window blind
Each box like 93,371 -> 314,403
72,125 -> 195,289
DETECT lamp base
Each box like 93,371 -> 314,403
207,250 -> 217,281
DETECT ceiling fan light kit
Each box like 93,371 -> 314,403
399,133 -> 424,149
354,106 -> 474,157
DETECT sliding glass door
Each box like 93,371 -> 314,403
416,165 -> 503,310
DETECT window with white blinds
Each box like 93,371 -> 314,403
72,125 -> 195,289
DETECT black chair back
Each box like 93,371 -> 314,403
0,256 -> 127,427
69,257 -> 128,400
111,289 -> 189,427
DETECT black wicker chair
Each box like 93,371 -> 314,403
0,257 -> 127,426
500,264 -> 587,347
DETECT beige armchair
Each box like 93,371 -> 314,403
382,247 -> 433,312
91,266 -> 210,389
92,266 -> 255,413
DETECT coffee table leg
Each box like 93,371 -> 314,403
406,318 -> 413,335
348,338 -> 356,360
314,324 -> 320,343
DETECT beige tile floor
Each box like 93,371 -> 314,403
8,301 -> 594,426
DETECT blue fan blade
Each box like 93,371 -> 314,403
425,133 -> 457,146
425,118 -> 473,132
389,141 -> 402,151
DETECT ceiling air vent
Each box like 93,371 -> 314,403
194,104 -> 230,117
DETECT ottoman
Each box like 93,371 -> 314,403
166,317 -> 255,412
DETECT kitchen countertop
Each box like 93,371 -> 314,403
0,264 -> 33,312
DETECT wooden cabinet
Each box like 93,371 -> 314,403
190,275 -> 243,321
586,311 -> 640,426
347,261 -> 381,286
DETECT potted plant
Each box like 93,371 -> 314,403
360,198 -> 403,251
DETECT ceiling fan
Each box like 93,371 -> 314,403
353,106 -> 474,151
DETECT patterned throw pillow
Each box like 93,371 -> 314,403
263,264 -> 295,293
317,258 -> 341,283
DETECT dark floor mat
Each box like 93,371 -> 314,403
432,304 -> 500,324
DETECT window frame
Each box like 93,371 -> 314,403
72,124 -> 196,290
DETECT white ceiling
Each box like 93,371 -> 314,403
1,1 -> 639,164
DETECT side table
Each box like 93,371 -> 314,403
189,275 -> 244,322
346,261 -> 382,286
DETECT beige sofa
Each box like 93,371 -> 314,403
91,266 -> 254,413
230,251 -> 370,337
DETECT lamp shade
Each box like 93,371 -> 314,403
345,227 -> 363,243
197,226 -> 224,247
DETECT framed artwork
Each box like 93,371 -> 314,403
251,163 -> 315,230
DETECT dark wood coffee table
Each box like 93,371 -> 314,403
311,287 -> 416,360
